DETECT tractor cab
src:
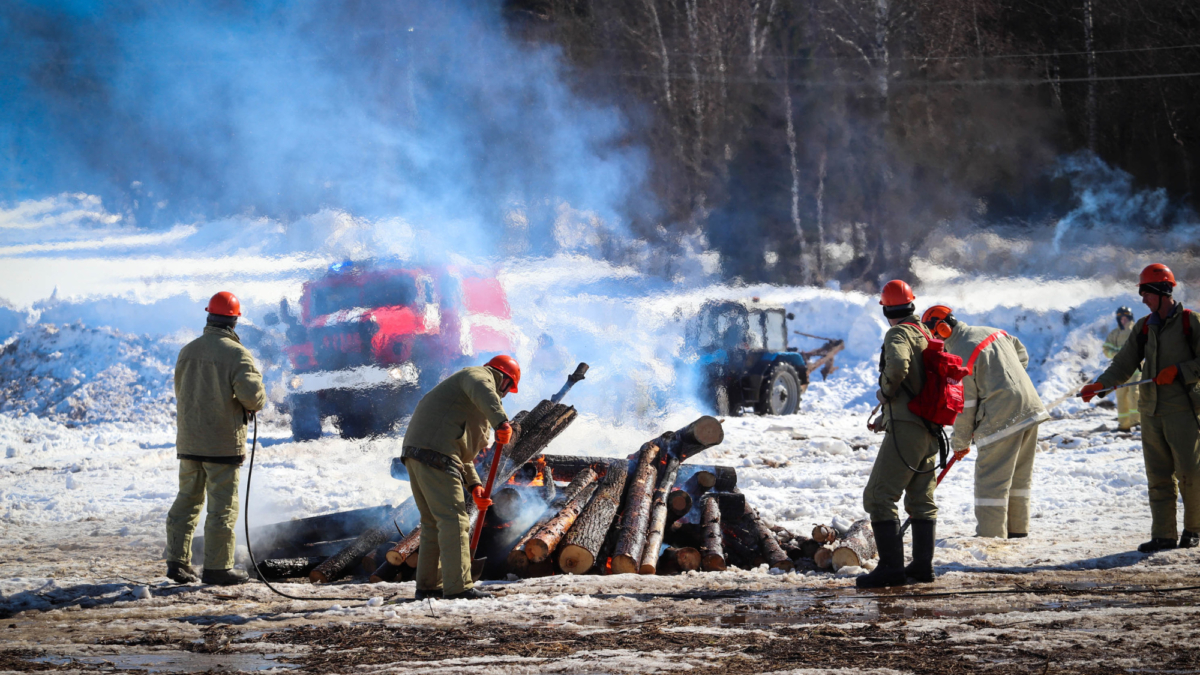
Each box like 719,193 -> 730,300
684,300 -> 843,416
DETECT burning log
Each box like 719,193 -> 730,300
491,487 -> 524,522
558,461 -> 629,574
538,455 -> 736,492
659,546 -> 701,574
812,524 -> 838,544
254,556 -> 324,580
541,466 -> 557,503
309,525 -> 388,583
638,453 -> 683,575
611,442 -> 663,574
369,560 -> 402,583
830,519 -> 877,571
385,527 -> 421,566
524,471 -> 601,563
526,455 -> 614,483
507,467 -> 598,576
699,494 -> 726,571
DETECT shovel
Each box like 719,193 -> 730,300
468,361 -> 591,581
900,453 -> 963,536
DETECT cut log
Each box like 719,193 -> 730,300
558,461 -> 629,574
506,466 -> 598,574
699,494 -> 726,571
814,545 -> 834,570
491,487 -> 523,522
667,487 -> 693,517
748,513 -> 792,572
661,416 -> 725,461
830,519 -> 877,571
783,535 -> 823,560
310,525 -> 388,583
369,560 -> 402,583
638,454 -> 683,574
254,556 -> 324,580
524,470 -> 600,563
385,527 -> 421,566
540,455 -> 734,490
541,466 -> 557,503
404,549 -> 419,568
812,524 -> 838,544
660,545 -> 701,573
611,442 -> 663,574
530,455 -> 616,483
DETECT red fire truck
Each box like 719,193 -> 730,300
281,260 -> 517,439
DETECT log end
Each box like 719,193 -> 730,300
770,559 -> 794,573
813,547 -> 833,570
308,571 -> 328,584
831,547 -> 862,572
691,416 -> 725,447
610,554 -> 639,575
385,551 -> 405,566
695,471 -> 717,489
525,539 -> 550,564
558,545 -> 594,575
675,547 -> 701,571
812,524 -> 836,543
638,563 -> 656,575
701,553 -> 727,572
667,489 -> 693,515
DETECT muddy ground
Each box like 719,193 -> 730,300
2,530 -> 1198,674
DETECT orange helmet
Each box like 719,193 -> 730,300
205,291 -> 242,317
1139,263 -> 1176,287
879,280 -> 916,307
485,355 -> 521,393
921,304 -> 955,338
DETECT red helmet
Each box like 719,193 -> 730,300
1139,263 -> 1176,287
879,280 -> 916,306
921,304 -> 955,338
485,355 -> 521,393
206,291 -> 242,317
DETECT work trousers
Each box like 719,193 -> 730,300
863,420 -> 940,522
1140,411 -> 1200,539
405,458 -> 474,596
1116,384 -> 1141,430
973,425 -> 1038,538
164,460 -> 240,570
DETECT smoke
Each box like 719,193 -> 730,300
0,1 -> 648,260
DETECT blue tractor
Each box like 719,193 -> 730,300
684,299 -> 844,416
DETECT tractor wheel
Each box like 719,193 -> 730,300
755,363 -> 802,416
288,393 -> 322,442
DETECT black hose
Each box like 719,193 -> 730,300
243,413 -> 375,603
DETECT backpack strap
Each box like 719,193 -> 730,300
966,330 -> 1008,376
1137,307 -> 1196,361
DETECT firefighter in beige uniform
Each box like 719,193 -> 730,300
922,306 -> 1048,538
1104,307 -> 1141,431
1083,264 -> 1200,553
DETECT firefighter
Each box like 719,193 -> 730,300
922,305 -> 1048,539
858,280 -> 941,588
165,292 -> 266,585
401,356 -> 519,600
1105,306 -> 1141,431
1082,264 -> 1200,553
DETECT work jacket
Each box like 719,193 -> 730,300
1104,325 -> 1141,381
1099,304 -> 1200,417
877,316 -> 928,427
174,326 -> 267,461
402,366 -> 508,488
945,322 -> 1047,450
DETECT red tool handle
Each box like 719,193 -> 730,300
469,440 -> 504,553
935,454 -> 960,485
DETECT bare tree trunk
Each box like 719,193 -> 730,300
685,0 -> 705,172
782,61 -> 807,283
815,151 -> 827,278
749,0 -> 779,75
1083,0 -> 1098,152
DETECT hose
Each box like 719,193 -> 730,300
243,413 -> 381,603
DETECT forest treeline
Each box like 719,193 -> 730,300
504,0 -> 1200,287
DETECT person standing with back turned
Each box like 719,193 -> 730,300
401,356 -> 519,600
1082,264 -> 1200,553
858,280 -> 942,588
165,292 -> 266,585
1104,306 -> 1141,432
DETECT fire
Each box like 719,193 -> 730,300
530,457 -> 546,487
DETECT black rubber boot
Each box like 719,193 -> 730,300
1137,538 -> 1178,554
414,588 -> 441,600
904,519 -> 936,583
202,568 -> 250,585
1180,531 -> 1199,549
166,561 -> 199,584
442,587 -> 493,600
1007,532 -> 1028,539
856,520 -> 907,589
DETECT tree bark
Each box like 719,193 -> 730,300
811,524 -> 838,544
612,442 -> 663,574
558,461 -> 629,574
699,494 -> 726,571
310,526 -> 388,583
254,556 -> 324,580
385,527 -> 421,566
369,560 -> 402,583
831,519 -> 877,571
534,455 -> 620,483
524,475 -> 601,563
748,511 -> 792,571
508,466 -> 601,574
661,416 -> 725,461
638,454 -> 683,574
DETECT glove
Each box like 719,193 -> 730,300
1155,365 -> 1179,386
1080,382 -> 1106,403
494,422 -> 512,446
953,448 -> 970,461
471,485 -> 493,511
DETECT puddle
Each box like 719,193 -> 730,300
34,652 -> 298,672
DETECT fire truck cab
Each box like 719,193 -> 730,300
281,260 -> 516,439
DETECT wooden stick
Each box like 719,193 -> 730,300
638,454 -> 683,574
385,527 -> 421,566
611,442 -> 663,574
699,494 -> 726,571
309,526 -> 388,583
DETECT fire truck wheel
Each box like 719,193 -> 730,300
755,362 -> 801,416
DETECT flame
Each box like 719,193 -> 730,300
530,457 -> 546,487
605,557 -> 613,574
